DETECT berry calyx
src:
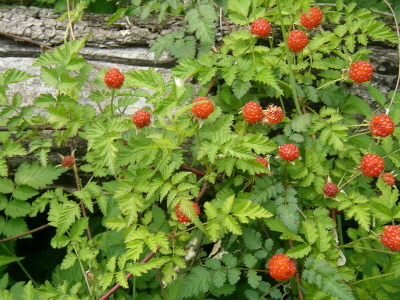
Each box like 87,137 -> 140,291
62,156 -> 74,168
104,68 -> 125,88
360,154 -> 384,177
278,144 -> 300,161
251,18 -> 271,37
132,110 -> 151,128
381,225 -> 400,251
287,30 -> 309,52
175,202 -> 200,224
191,97 -> 214,118
242,101 -> 263,123
267,254 -> 296,281
382,173 -> 396,186
300,7 -> 323,30
323,182 -> 339,198
264,104 -> 284,125
255,156 -> 269,175
370,114 -> 395,137
348,60 -> 373,83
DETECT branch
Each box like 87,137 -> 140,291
99,246 -> 161,300
0,224 -> 50,243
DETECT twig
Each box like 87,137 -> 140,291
0,30 -> 53,50
189,233 -> 205,267
180,164 -> 206,176
194,181 -> 209,203
0,223 -> 50,243
99,246 -> 161,300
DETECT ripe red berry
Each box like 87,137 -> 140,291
382,173 -> 396,186
255,156 -> 269,175
267,254 -> 296,281
323,182 -> 339,198
62,156 -> 74,168
132,110 -> 151,128
175,202 -> 200,224
242,101 -> 263,123
300,7 -> 323,30
278,144 -> 300,161
104,68 -> 125,88
264,104 -> 284,125
349,60 -> 373,83
370,114 -> 395,137
360,154 -> 384,177
191,97 -> 214,118
251,18 -> 271,37
381,225 -> 400,251
287,30 -> 309,52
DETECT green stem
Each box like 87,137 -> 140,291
351,272 -> 396,286
0,243 -> 39,287
71,243 -> 93,298
110,88 -> 115,115
276,0 -> 302,115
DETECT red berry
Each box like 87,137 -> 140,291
104,68 -> 125,88
300,7 -> 323,30
255,156 -> 269,175
349,60 -> 373,83
132,110 -> 151,128
323,183 -> 339,198
264,104 -> 284,125
287,30 -> 309,52
360,154 -> 384,177
370,114 -> 395,137
251,18 -> 271,37
267,254 -> 296,281
278,144 -> 300,161
191,97 -> 214,118
242,101 -> 263,123
175,202 -> 200,224
62,156 -> 74,168
382,173 -> 396,186
381,225 -> 400,251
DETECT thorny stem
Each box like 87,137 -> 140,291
156,269 -> 168,300
189,233 -> 205,268
99,246 -> 161,300
71,243 -> 93,298
180,165 -> 206,176
195,181 -> 209,203
0,224 -> 50,243
288,240 -> 304,300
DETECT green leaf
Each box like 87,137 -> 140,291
186,5 -> 217,46
12,185 -> 39,201
291,114 -> 312,132
368,85 -> 387,105
265,218 -> 304,242
2,218 -> 29,238
247,270 -> 261,289
255,68 -> 283,96
178,266 -> 211,298
14,162 -> 65,190
0,178 -> 14,194
4,200 -> 31,218
228,0 -> 250,18
125,69 -> 166,93
228,269 -> 241,285
0,255 -> 24,267
243,254 -> 257,268
286,244 -> 312,259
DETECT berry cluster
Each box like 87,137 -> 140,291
191,97 -> 214,118
348,60 -> 374,83
251,18 -> 271,37
370,114 -> 395,137
175,202 -> 200,224
360,154 -> 384,177
323,182 -> 339,198
61,156 -> 74,168
278,144 -> 300,161
288,30 -> 309,52
382,173 -> 396,186
264,104 -> 284,125
267,254 -> 296,281
255,156 -> 269,175
381,225 -> 400,251
132,110 -> 151,128
242,101 -> 264,123
300,7 -> 323,29
104,68 -> 125,88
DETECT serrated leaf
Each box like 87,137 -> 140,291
286,244 -> 311,259
14,162 -> 65,190
178,266 -> 211,298
228,269 -> 241,285
247,270 -> 261,289
125,69 -> 166,93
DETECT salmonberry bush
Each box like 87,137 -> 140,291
1,0 -> 400,299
